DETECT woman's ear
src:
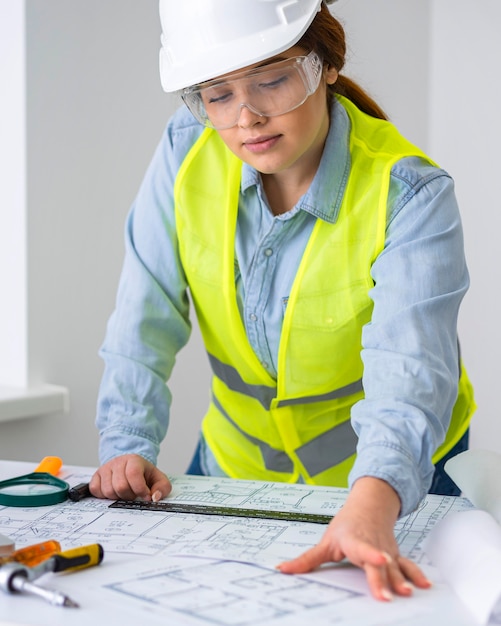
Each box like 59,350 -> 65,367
325,65 -> 338,85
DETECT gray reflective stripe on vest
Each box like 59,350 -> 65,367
295,420 -> 358,476
208,353 -> 276,409
208,353 -> 363,409
278,379 -> 363,407
212,394 -> 293,473
212,394 -> 359,477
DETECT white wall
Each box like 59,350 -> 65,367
0,0 -> 210,471
334,0 -> 431,148
429,1 -> 501,453
0,2 -> 27,386
0,0 -> 498,472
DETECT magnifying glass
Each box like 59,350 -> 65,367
0,457 -> 69,507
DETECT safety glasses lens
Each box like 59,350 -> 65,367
182,52 -> 322,130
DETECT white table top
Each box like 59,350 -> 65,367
0,460 -> 478,626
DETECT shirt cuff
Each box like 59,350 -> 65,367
98,425 -> 160,466
348,441 -> 430,517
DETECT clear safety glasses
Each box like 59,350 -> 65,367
181,50 -> 323,130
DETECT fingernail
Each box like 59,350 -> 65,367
381,589 -> 393,602
382,551 -> 392,564
151,490 -> 162,503
401,582 -> 413,594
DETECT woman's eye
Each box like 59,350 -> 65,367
259,74 -> 288,90
207,90 -> 233,105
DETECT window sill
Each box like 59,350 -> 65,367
0,384 -> 69,423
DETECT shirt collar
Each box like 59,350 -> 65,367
240,98 -> 351,224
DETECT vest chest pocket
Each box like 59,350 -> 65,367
290,278 -> 373,332
284,279 -> 373,391
181,231 -> 226,287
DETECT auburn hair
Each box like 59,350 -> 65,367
297,3 -> 388,120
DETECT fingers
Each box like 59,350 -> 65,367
395,556 -> 432,590
276,537 -> 431,603
278,537 -> 390,575
145,466 -> 172,502
365,555 -> 432,601
90,463 -> 143,500
89,455 -> 171,502
88,466 -> 109,499
365,563 -> 395,602
277,544 -> 337,574
365,554 -> 414,602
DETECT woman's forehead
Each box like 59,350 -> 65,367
204,45 -> 307,85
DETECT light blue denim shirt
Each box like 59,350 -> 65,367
96,99 -> 469,517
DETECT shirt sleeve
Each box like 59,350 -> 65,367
348,157 -> 470,517
96,108 -> 203,465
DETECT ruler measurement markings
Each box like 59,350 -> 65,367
109,500 -> 332,524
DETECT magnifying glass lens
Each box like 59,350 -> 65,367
0,483 -> 64,496
0,472 -> 69,506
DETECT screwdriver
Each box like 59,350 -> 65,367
0,540 -> 61,567
5,573 -> 79,608
0,543 -> 104,608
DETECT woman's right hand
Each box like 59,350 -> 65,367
89,453 -> 172,502
277,476 -> 432,601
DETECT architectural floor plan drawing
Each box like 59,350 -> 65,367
0,471 -> 474,566
166,474 -> 347,516
94,553 -> 474,626
101,556 -> 364,626
0,466 -> 479,626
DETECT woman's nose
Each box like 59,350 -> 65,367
237,103 -> 266,128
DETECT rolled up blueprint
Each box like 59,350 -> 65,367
424,509 -> 501,625
424,449 -> 501,624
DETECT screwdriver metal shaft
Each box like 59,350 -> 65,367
10,575 -> 79,608
0,543 -> 103,608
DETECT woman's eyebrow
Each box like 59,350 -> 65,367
255,55 -> 288,68
200,55 -> 292,88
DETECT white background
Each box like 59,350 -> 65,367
0,0 -> 499,473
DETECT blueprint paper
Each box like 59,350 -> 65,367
0,470 -> 474,564
423,450 -> 501,624
424,509 -> 501,625
0,463 -> 478,626
89,554 -> 475,626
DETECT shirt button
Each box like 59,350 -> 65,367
264,248 -> 273,257
249,313 -> 258,321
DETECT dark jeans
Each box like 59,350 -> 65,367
186,439 -> 204,476
428,429 -> 469,496
186,429 -> 469,496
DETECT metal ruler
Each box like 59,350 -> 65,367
109,500 -> 332,525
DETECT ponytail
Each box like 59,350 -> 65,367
298,4 -> 388,121
334,75 -> 388,120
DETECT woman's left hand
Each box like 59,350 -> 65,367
277,476 -> 432,601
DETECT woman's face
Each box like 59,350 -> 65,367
213,46 -> 338,181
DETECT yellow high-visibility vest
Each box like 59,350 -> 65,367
174,96 -> 475,485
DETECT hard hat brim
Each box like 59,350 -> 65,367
159,0 -> 323,92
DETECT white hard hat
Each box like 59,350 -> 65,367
159,0 -> 324,92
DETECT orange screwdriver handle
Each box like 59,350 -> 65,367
0,540 -> 61,567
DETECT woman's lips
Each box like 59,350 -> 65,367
243,135 -> 281,153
